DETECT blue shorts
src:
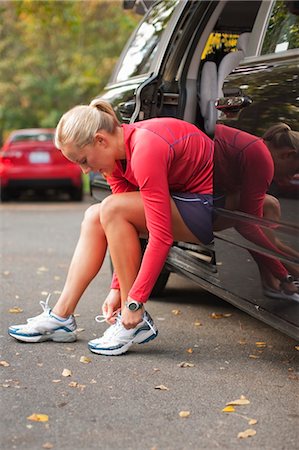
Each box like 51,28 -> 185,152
171,193 -> 214,244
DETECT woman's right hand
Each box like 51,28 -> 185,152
102,289 -> 121,324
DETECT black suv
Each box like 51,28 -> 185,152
90,0 -> 299,340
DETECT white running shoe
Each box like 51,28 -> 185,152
8,295 -> 77,343
88,311 -> 158,356
263,287 -> 299,302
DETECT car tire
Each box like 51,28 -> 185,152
0,188 -> 10,202
70,185 -> 83,201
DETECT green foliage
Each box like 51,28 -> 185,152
0,0 -> 139,142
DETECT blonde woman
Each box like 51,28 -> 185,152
9,99 -> 214,355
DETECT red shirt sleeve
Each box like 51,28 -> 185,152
128,130 -> 174,302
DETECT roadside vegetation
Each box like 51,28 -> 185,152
0,0 -> 139,143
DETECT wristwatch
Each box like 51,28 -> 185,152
125,300 -> 143,311
281,274 -> 294,283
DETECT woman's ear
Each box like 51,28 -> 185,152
95,132 -> 106,146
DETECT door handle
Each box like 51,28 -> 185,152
118,100 -> 136,118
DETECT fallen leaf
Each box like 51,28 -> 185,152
54,276 -> 61,280
222,405 -> 235,413
255,341 -> 267,348
186,348 -> 193,354
41,291 -> 49,296
178,362 -> 195,368
37,266 -> 48,272
52,379 -> 61,383
226,395 -> 250,406
27,414 -> 49,422
172,309 -> 181,316
79,356 -> 91,364
0,360 -> 10,367
194,320 -> 202,326
209,312 -> 232,319
69,381 -> 78,388
8,307 -> 23,313
249,354 -> 260,359
42,443 -> 53,449
155,385 -> 169,390
179,411 -> 190,418
248,419 -> 258,425
237,429 -> 256,439
295,346 -> 299,351
153,368 -> 160,372
76,328 -> 85,333
62,369 -> 72,377
90,379 -> 97,384
238,339 -> 247,345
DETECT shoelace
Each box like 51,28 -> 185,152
95,311 -> 157,335
27,294 -> 52,322
95,309 -> 120,323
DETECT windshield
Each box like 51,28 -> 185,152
115,0 -> 179,82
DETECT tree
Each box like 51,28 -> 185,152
0,0 -> 139,142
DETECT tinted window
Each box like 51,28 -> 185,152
261,0 -> 299,54
115,0 -> 179,82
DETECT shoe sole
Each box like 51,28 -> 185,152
8,330 -> 77,343
264,289 -> 299,302
88,329 -> 158,356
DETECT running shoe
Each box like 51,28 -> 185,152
88,311 -> 158,356
8,295 -> 77,343
263,287 -> 299,302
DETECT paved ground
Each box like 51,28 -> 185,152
1,196 -> 298,449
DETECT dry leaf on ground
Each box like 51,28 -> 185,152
295,346 -> 299,351
226,395 -> 250,406
178,362 -> 195,368
179,411 -> 190,418
8,307 -> 23,313
248,419 -> 257,425
62,369 -> 72,377
209,313 -> 232,319
79,356 -> 91,364
27,414 -> 49,422
238,429 -> 256,439
172,309 -> 181,315
255,341 -> 267,348
0,360 -> 10,367
155,385 -> 169,390
222,405 -> 235,413
69,381 -> 78,388
42,443 -> 53,449
194,320 -> 202,326
186,348 -> 193,354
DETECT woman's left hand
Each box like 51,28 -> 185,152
121,306 -> 144,329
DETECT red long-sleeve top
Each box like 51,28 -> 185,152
107,118 -> 214,302
214,124 -> 288,280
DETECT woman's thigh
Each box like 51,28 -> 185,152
100,191 -> 202,244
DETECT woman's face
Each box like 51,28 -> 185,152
62,133 -> 118,176
273,147 -> 299,182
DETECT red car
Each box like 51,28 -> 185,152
0,129 -> 83,201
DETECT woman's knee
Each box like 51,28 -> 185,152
100,195 -> 120,228
81,204 -> 101,229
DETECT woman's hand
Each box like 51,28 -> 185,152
121,304 -> 144,329
102,289 -> 121,324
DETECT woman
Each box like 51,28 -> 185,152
213,123 -> 299,300
9,99 -> 214,356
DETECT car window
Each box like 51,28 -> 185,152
261,0 -> 299,54
115,0 -> 179,82
11,133 -> 54,142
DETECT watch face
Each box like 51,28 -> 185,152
128,302 -> 138,311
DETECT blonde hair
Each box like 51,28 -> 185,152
263,123 -> 299,154
55,99 -> 120,150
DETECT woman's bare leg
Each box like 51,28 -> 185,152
100,192 -> 200,305
52,204 -> 107,317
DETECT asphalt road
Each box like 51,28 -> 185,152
1,195 -> 298,450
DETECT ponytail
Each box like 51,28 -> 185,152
55,100 -> 120,150
263,123 -> 299,153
